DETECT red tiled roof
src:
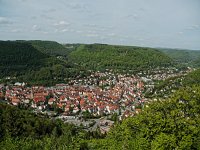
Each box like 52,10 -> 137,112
49,98 -> 55,102
12,98 -> 20,103
98,105 -> 106,109
109,105 -> 119,111
33,96 -> 45,103
80,99 -> 85,105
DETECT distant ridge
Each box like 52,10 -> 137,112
68,44 -> 173,71
0,41 -> 78,85
28,40 -> 69,56
158,48 -> 200,64
0,41 -> 176,84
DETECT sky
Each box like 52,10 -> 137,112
0,0 -> 200,49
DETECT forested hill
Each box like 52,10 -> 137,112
0,41 -> 175,84
0,41 -> 83,85
158,48 -> 200,64
0,41 -> 50,78
28,40 -> 69,56
69,44 -> 173,71
183,68 -> 200,86
0,103 -> 90,149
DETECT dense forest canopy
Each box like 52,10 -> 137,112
28,40 -> 70,56
0,103 -> 95,149
0,41 -> 88,85
0,41 -> 176,85
183,68 -> 200,86
69,44 -> 173,71
159,48 -> 200,65
0,41 -> 49,78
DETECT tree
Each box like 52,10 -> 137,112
88,86 -> 200,149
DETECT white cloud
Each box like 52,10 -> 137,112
85,34 -> 99,37
54,28 -> 70,33
186,24 -> 200,30
138,38 -> 145,41
122,13 -> 139,21
87,30 -> 97,33
53,21 -> 71,33
178,31 -> 183,35
54,21 -> 70,26
11,29 -> 22,33
107,33 -> 117,37
60,28 -> 68,33
0,17 -> 13,25
32,24 -> 37,29
76,30 -> 83,33
192,24 -> 200,29
97,28 -> 107,32
65,2 -> 89,12
83,23 -> 98,28
32,24 -> 41,31
42,31 -> 48,34
0,0 -> 199,49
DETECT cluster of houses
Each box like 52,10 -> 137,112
1,68 -> 191,117
0,68 -> 191,133
1,72 -> 146,121
137,67 -> 192,81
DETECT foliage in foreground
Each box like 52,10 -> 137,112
1,86 -> 200,149
183,68 -> 200,86
0,103 -> 102,150
88,86 -> 200,149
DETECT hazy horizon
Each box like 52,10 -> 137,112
0,0 -> 200,49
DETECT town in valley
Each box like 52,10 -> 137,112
0,67 -> 192,133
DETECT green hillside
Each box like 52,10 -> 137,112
28,40 -> 69,56
0,41 -> 86,85
0,41 -> 176,84
183,69 -> 200,86
0,41 -> 49,78
158,48 -> 200,64
69,44 -> 173,72
0,103 -> 91,149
